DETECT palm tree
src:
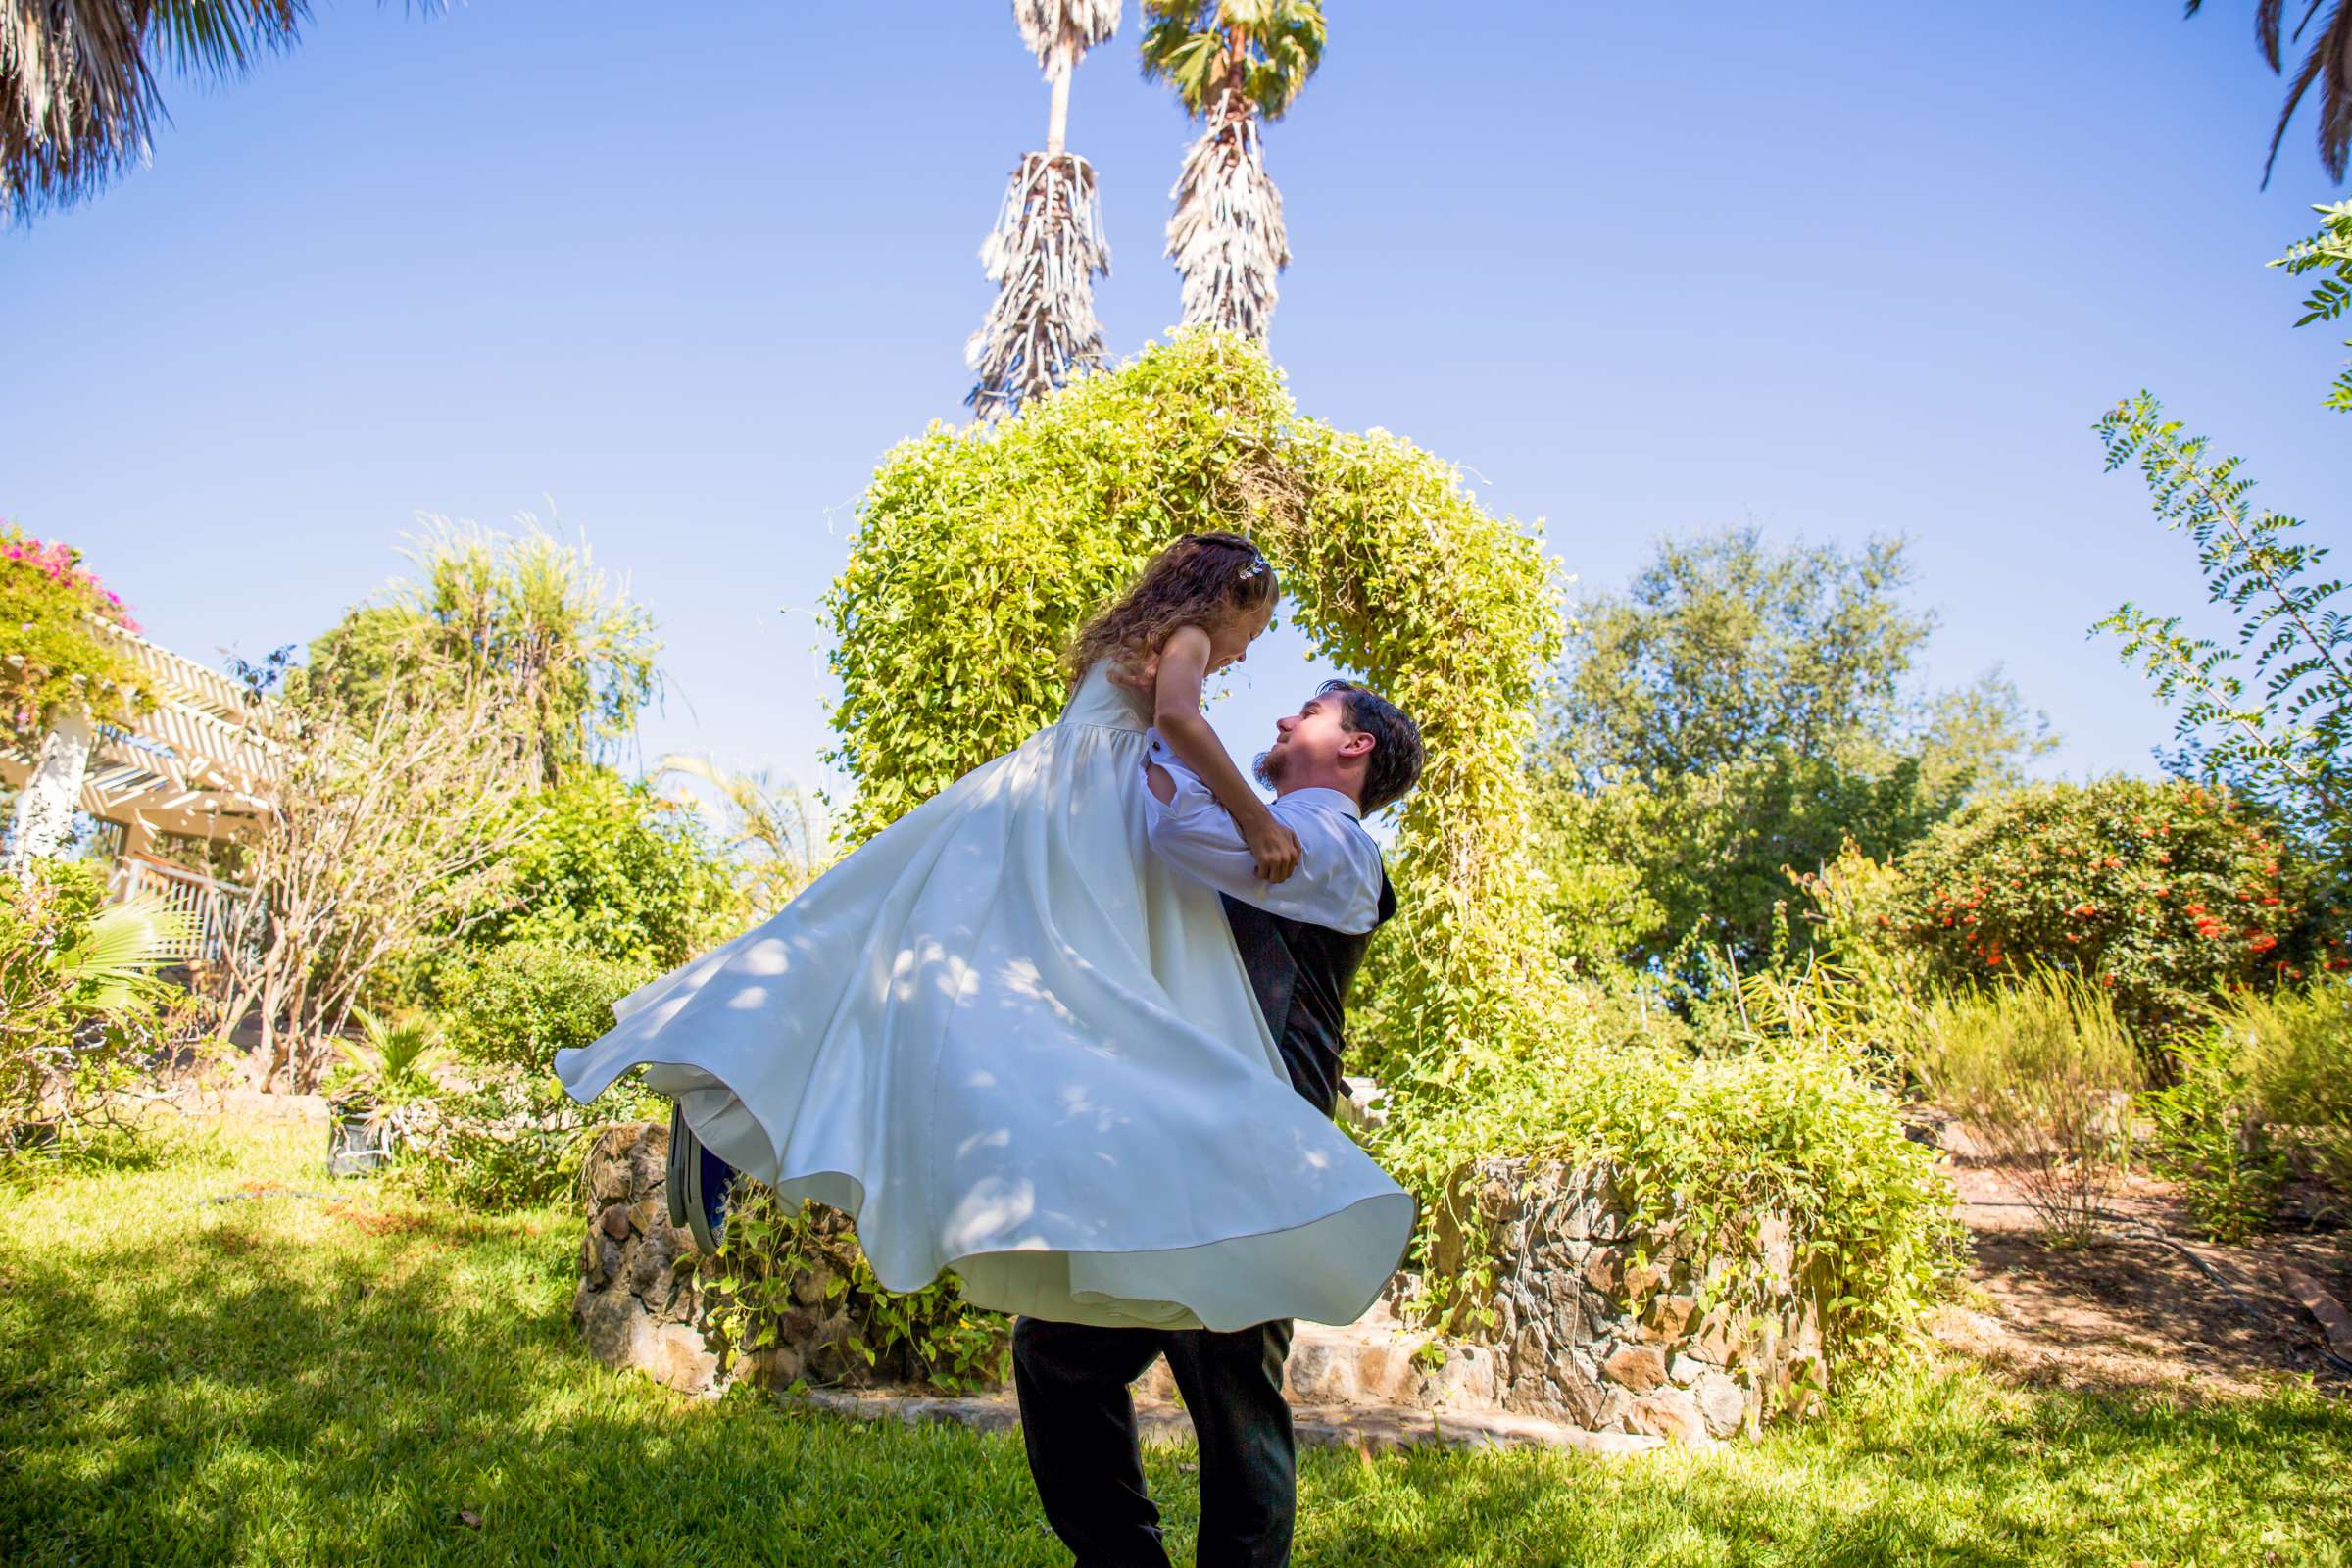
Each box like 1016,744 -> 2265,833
3,2 -> 316,223
966,1 -> 1124,419
659,755 -> 833,919
1140,0 -> 1325,343
2186,0 -> 2352,186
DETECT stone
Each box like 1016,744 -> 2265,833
792,1268 -> 834,1308
1645,1294 -> 1697,1339
578,1230 -> 608,1286
1621,1262 -> 1665,1298
1423,1345 -> 1498,1408
1583,1250 -> 1623,1297
587,1137 -> 635,1206
629,1231 -> 675,1297
1690,1308 -> 1745,1366
1510,1320 -> 1548,1377
1693,1371 -> 1747,1438
627,1197 -> 664,1238
644,1321 -> 721,1395
1543,1355 -> 1614,1428
626,1124 -> 670,1203
1600,1344 -> 1668,1394
598,1204 -> 633,1242
1623,1386 -> 1707,1445
579,1286 -> 651,1371
1667,1352 -> 1703,1388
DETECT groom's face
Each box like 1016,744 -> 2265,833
1253,691 -> 1363,793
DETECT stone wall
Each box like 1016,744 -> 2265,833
574,1122 -> 1003,1396
574,1122 -> 724,1393
1429,1158 -> 1824,1442
573,1127 -> 1825,1446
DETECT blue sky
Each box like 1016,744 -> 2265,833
3,0 -> 2345,803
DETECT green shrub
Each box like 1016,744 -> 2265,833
1892,776 -> 2313,1052
406,939 -> 658,1209
1,860 -> 203,1159
1373,992 -> 1962,1378
434,939 -> 654,1076
1899,969 -> 2144,1247
458,768 -> 739,973
2144,1028 -> 2287,1243
707,1184 -> 1007,1393
2207,983 -> 2352,1190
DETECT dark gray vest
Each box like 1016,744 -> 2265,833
1219,854 -> 1397,1118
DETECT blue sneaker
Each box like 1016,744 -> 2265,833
664,1102 -> 735,1253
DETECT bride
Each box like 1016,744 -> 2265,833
554,532 -> 1415,1330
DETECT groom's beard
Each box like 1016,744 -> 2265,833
1252,750 -> 1281,791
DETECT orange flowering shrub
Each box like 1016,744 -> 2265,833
1891,777 -> 2321,1051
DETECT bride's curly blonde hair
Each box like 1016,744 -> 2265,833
1065,532 -> 1277,686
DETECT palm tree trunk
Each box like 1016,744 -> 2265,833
1046,40 -> 1073,158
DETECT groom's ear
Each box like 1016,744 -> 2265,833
1338,730 -> 1376,761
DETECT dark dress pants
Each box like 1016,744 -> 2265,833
1012,1314 -> 1298,1568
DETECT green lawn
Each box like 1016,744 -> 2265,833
1,1117 -> 2345,1567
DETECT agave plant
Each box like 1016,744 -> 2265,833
2186,0 -> 2352,186
1140,0 -> 1325,343
966,1 -> 1123,419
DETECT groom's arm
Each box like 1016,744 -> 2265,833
1143,742 -> 1382,935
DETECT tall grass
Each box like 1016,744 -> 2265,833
2203,983 -> 2352,1194
1900,968 -> 2145,1247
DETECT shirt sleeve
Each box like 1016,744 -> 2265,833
1143,732 -> 1384,934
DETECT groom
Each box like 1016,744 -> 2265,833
1012,678 -> 1426,1568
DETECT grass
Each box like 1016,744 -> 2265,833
1,1116 -> 2347,1566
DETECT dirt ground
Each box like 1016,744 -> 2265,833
1932,1127 -> 2352,1400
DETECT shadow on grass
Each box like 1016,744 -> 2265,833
2,1172 -> 2348,1568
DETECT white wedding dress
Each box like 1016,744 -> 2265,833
554,662 -> 1417,1330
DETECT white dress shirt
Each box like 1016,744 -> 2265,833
1142,730 -> 1385,935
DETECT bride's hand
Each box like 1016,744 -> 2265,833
1244,814 -> 1301,883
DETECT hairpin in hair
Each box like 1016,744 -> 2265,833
1237,555 -> 1268,581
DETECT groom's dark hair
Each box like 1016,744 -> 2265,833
1320,680 -> 1424,816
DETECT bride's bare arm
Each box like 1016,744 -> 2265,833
1149,626 -> 1299,882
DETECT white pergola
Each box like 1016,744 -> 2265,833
5,622 -> 284,956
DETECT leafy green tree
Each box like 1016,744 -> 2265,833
307,520 -> 660,789
2272,199 -> 2352,412
1539,529 -> 2053,975
459,768 -> 738,973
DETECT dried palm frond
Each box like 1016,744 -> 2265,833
1164,91 -> 1286,342
966,150 -> 1112,419
2,1 -> 314,221
1013,0 -> 1120,72
2187,0 -> 2352,185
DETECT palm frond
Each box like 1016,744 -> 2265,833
966,150 -> 1112,418
659,754 -> 835,914
51,894 -> 190,1010
1138,0 -> 1324,121
2188,0 -> 2352,185
1011,0 -> 1120,72
3,1 -> 435,223
1164,96 -> 1287,341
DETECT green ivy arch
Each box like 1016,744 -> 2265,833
821,332 -> 1565,1077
